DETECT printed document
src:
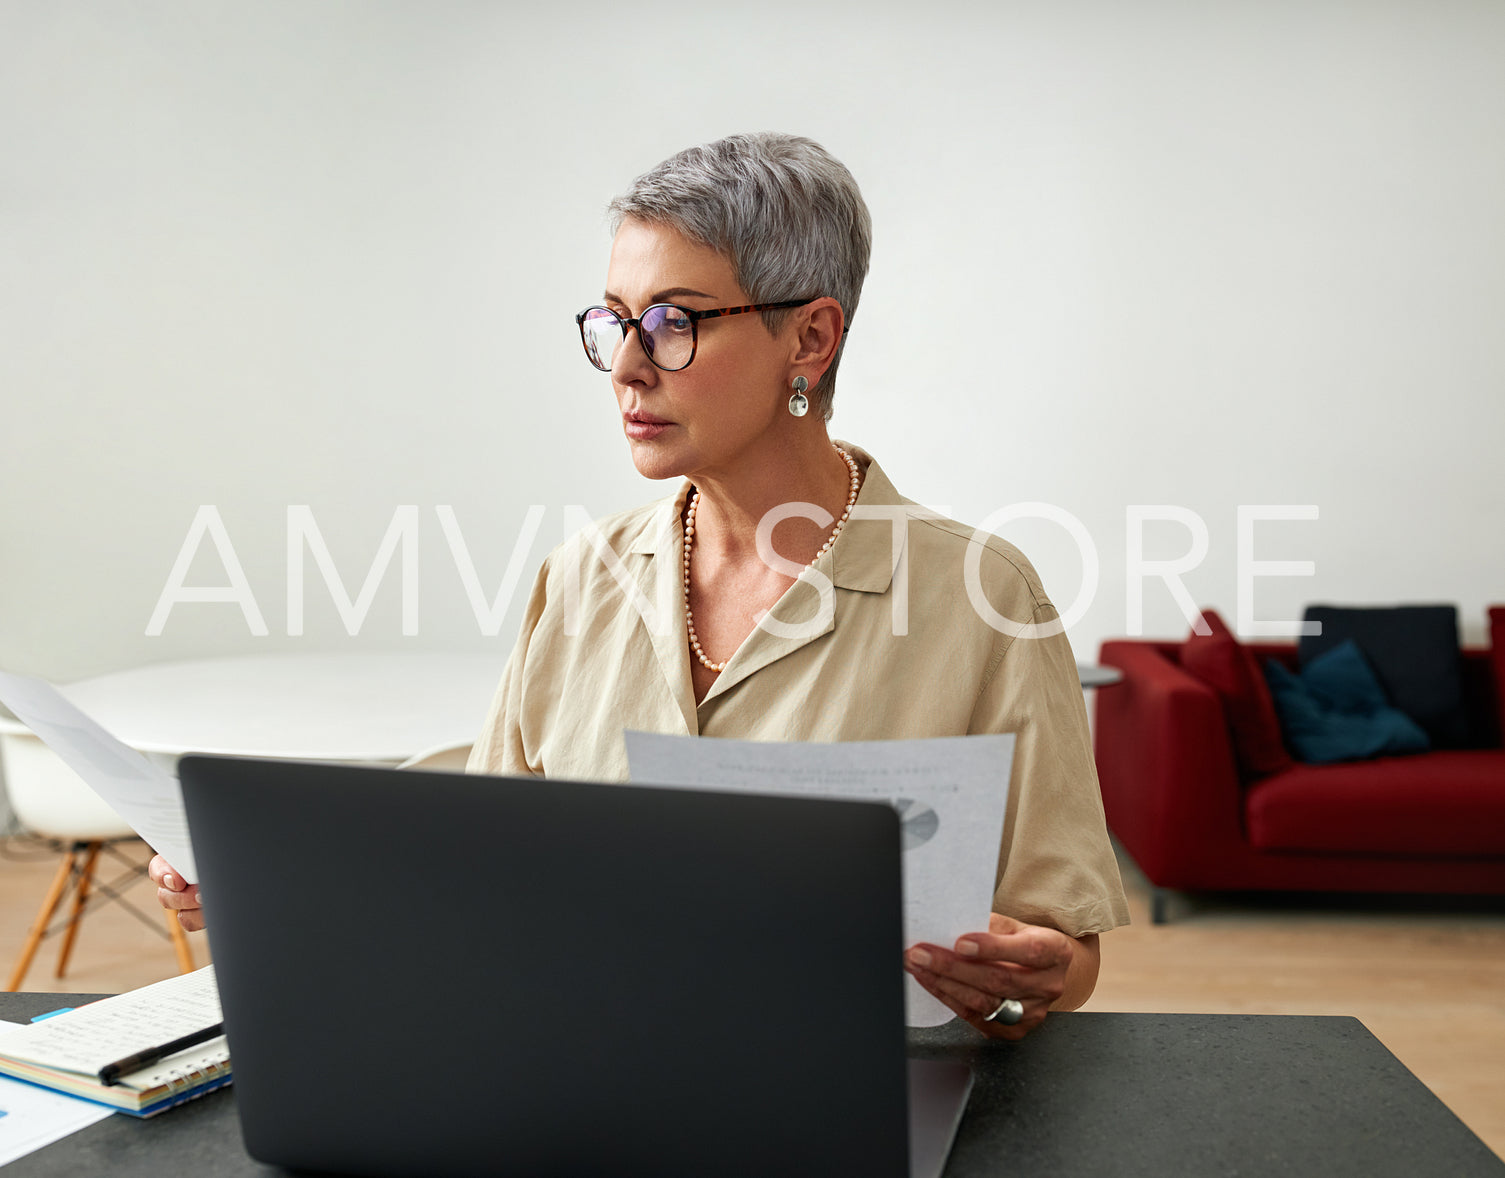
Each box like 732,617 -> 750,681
624,732 -> 1014,1026
0,1019 -> 113,1166
0,672 -> 198,882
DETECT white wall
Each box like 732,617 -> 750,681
3,0 -> 1503,689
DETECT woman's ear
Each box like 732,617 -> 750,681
790,297 -> 845,378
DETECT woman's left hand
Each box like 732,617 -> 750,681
904,913 -> 1081,1040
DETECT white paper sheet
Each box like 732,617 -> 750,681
0,672 -> 198,882
0,1073 -> 115,1163
624,732 -> 1014,1027
0,1018 -> 114,1166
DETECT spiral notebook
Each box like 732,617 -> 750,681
0,965 -> 230,1117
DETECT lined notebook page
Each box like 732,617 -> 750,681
0,965 -> 225,1082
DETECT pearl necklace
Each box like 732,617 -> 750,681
683,445 -> 862,673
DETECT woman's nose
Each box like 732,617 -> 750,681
611,321 -> 657,385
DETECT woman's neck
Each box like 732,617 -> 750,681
685,429 -> 857,566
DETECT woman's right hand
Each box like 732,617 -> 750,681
149,854 -> 205,932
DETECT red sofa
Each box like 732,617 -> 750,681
1094,617 -> 1505,922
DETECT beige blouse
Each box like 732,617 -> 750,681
469,445 -> 1129,938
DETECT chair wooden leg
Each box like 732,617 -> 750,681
166,908 -> 195,974
54,841 -> 103,979
6,845 -> 82,992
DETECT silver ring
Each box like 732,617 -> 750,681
985,997 -> 1024,1025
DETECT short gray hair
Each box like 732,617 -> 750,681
606,132 -> 872,420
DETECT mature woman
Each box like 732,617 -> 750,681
155,132 -> 1128,1040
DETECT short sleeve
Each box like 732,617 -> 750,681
467,558 -> 552,778
971,601 -> 1130,937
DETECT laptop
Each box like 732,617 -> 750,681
178,755 -> 972,1178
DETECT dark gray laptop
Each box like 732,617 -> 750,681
178,755 -> 971,1178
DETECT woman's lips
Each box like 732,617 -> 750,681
623,411 -> 672,440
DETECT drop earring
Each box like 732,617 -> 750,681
788,375 -> 810,417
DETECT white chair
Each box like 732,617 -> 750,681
1,732 -> 194,991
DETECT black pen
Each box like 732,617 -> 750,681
96,1022 -> 225,1087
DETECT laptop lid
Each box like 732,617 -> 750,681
179,755 -> 915,1178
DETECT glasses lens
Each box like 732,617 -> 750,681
580,308 -> 622,372
640,304 -> 695,371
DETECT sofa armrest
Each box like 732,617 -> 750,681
1094,641 -> 1255,889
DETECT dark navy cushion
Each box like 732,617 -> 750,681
1299,604 -> 1468,746
1265,641 -> 1430,764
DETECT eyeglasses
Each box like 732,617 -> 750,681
575,299 -> 817,373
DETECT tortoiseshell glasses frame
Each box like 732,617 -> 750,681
575,299 -> 818,373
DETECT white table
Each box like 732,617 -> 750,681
0,652 -> 505,764
1076,663 -> 1124,689
0,653 -> 505,989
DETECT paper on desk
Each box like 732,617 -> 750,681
0,1016 -> 113,1164
0,672 -> 198,882
624,732 -> 1014,1027
0,1071 -> 115,1164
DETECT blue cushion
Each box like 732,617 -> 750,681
1264,641 -> 1430,764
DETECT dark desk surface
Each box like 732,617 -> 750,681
2,993 -> 1500,1177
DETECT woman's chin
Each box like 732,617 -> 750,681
626,438 -> 687,482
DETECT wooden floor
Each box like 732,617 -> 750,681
1,834 -> 1500,1160
0,836 -> 211,997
